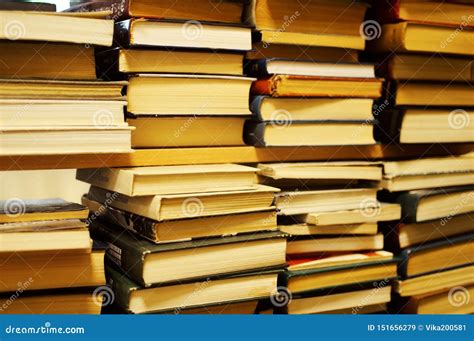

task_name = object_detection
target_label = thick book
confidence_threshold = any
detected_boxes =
[245,121,376,147]
[67,0,245,24]
[251,75,383,98]
[393,185,474,223]
[106,265,281,314]
[0,1,56,11]
[82,195,277,243]
[114,19,251,50]
[245,59,376,79]
[90,220,287,286]
[398,233,474,278]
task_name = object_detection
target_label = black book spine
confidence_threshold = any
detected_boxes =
[244,121,267,147]
[249,96,266,120]
[114,20,132,48]
[244,59,270,77]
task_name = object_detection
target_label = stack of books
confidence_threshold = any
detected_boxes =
[369,0,473,144]
[243,0,383,147]
[77,164,287,314]
[0,199,105,314]
[0,6,133,155]
[72,0,255,148]
[379,155,474,314]
[255,162,401,314]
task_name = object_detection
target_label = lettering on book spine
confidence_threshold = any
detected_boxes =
[107,243,122,266]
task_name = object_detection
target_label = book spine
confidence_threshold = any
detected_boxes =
[249,96,266,121]
[96,48,122,81]
[395,192,421,224]
[105,263,136,313]
[67,0,130,20]
[245,59,270,77]
[251,78,274,96]
[114,20,133,48]
[374,108,404,143]
[373,0,400,24]
[244,121,267,147]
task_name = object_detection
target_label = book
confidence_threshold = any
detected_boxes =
[0,11,113,46]
[257,161,382,181]
[0,1,56,11]
[0,250,105,293]
[286,258,397,294]
[126,74,253,116]
[251,75,383,98]
[85,184,277,221]
[107,266,279,314]
[128,117,246,148]
[376,108,474,144]
[0,79,126,100]
[172,300,259,315]
[274,188,378,216]
[97,48,244,77]
[0,290,102,314]
[398,233,474,278]
[90,221,287,286]
[76,164,259,196]
[246,43,359,63]
[246,59,376,78]
[400,285,474,314]
[245,121,376,147]
[370,22,474,56]
[68,0,245,24]
[385,82,474,106]
[250,97,374,122]
[395,265,474,297]
[82,195,277,243]
[393,186,474,223]
[381,172,474,192]
[0,198,88,223]
[374,0,474,27]
[245,0,367,49]
[287,234,385,255]
[0,100,126,127]
[378,54,473,82]
[0,219,85,233]
[280,222,378,236]
[0,42,96,80]
[296,204,402,226]
[386,213,474,249]
[115,19,251,50]
[287,286,392,314]
[0,126,133,156]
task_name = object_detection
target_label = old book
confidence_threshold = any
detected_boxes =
[274,188,378,216]
[0,1,56,11]
[0,11,113,46]
[382,155,474,177]
[381,172,474,192]
[245,121,376,147]
[279,222,378,236]
[287,234,384,255]
[126,74,253,116]
[0,100,126,127]
[395,265,474,297]
[68,0,245,23]
[370,22,474,56]
[0,79,126,100]
[0,198,88,223]
[97,48,244,76]
[85,184,277,221]
[82,195,277,243]
[91,221,287,285]
[128,117,246,148]
[250,97,374,122]
[107,266,279,314]
[115,19,251,50]
[0,126,133,156]
[0,42,96,80]
[251,75,383,98]
[398,233,474,278]
[0,250,105,293]
[76,164,259,196]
